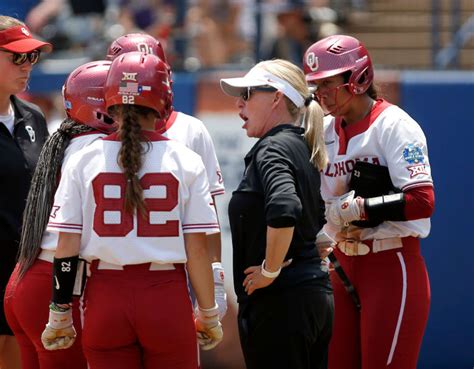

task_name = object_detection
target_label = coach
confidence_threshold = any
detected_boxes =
[221,59,334,369]
[0,15,51,368]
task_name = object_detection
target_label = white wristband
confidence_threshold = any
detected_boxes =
[261,259,281,279]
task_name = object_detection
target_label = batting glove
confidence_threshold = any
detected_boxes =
[212,262,227,320]
[326,191,366,227]
[195,304,223,351]
[41,304,76,351]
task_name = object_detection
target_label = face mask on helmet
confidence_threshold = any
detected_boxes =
[63,60,117,134]
[303,34,374,95]
[104,52,173,121]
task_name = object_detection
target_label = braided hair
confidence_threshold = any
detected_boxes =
[16,119,95,279]
[110,105,153,216]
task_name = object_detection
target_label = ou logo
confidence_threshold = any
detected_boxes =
[306,52,319,72]
[21,27,30,36]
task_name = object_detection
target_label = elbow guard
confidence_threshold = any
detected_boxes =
[52,256,79,305]
[364,193,406,224]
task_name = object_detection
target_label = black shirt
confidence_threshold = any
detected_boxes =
[0,95,49,241]
[228,124,330,303]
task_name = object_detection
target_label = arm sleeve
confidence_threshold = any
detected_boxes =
[254,141,302,228]
[404,185,435,220]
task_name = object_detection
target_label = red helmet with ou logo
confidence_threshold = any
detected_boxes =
[106,33,168,66]
[104,52,173,121]
[303,35,374,95]
[63,60,117,133]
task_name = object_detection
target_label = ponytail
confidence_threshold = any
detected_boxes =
[303,101,328,171]
[17,119,94,279]
[116,105,150,216]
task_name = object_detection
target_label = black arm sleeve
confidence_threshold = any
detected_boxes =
[52,256,79,304]
[364,193,406,223]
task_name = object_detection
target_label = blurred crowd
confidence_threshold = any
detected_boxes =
[1,0,366,71]
[0,0,367,133]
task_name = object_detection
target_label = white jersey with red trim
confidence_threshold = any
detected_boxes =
[161,111,225,197]
[321,99,433,240]
[41,132,106,251]
[47,130,219,265]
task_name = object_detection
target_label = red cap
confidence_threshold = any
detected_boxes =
[0,26,52,53]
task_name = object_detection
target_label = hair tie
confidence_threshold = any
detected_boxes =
[304,93,314,107]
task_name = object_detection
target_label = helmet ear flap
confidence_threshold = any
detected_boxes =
[349,66,372,95]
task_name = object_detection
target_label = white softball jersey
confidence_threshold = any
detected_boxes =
[321,99,433,240]
[47,130,219,265]
[162,111,225,198]
[40,132,106,251]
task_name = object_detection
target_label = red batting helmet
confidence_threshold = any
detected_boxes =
[106,33,168,66]
[303,35,374,95]
[63,60,117,133]
[104,52,173,120]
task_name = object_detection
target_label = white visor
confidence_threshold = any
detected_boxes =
[220,66,305,108]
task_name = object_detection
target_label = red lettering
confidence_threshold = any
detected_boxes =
[92,172,180,237]
[336,161,346,176]
[324,163,334,177]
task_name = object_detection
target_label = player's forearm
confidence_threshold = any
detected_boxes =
[184,232,215,309]
[55,232,81,258]
[264,226,294,272]
[206,232,222,262]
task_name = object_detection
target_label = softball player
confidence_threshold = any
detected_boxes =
[4,60,115,369]
[41,52,223,369]
[303,35,434,369]
[106,34,227,319]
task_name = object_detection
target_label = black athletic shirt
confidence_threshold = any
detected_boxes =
[0,95,49,241]
[228,124,331,303]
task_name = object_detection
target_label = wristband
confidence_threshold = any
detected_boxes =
[52,256,79,304]
[261,259,281,279]
[198,303,219,317]
[46,306,73,330]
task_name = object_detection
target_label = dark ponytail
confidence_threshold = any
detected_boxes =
[17,119,94,279]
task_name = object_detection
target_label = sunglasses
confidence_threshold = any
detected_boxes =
[0,50,41,65]
[240,86,277,101]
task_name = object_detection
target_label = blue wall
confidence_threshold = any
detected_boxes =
[28,69,197,116]
[401,71,474,369]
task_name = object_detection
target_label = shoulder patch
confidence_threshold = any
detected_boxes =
[403,143,424,164]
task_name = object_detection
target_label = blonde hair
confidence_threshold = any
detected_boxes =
[256,59,328,170]
[0,15,25,31]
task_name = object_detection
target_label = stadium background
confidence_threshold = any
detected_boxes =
[2,0,474,368]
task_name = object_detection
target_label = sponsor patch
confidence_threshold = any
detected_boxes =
[403,143,424,164]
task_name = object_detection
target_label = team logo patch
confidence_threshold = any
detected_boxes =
[407,164,429,178]
[306,52,319,72]
[341,202,349,210]
[25,125,35,142]
[122,72,137,81]
[21,27,30,36]
[403,144,425,164]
